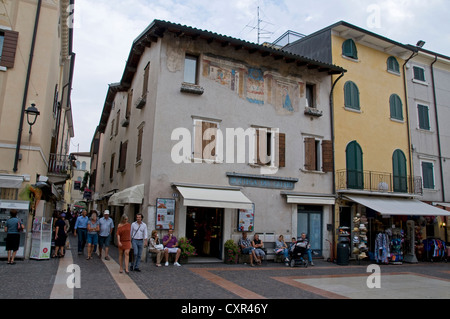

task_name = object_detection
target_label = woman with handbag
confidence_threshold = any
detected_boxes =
[116,214,131,274]
[4,210,23,264]
[149,230,166,267]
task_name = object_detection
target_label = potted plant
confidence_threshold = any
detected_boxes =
[178,237,197,262]
[224,239,240,264]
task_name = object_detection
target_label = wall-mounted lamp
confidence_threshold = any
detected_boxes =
[441,222,447,228]
[24,103,40,134]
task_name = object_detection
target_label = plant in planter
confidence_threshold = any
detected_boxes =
[178,237,197,260]
[224,239,240,264]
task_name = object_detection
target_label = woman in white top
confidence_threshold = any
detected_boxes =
[149,230,166,267]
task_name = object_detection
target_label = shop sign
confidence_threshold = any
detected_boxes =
[227,172,297,190]
[156,198,176,230]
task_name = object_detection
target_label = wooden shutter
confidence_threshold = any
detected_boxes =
[126,89,133,119]
[322,140,333,172]
[304,137,316,170]
[418,104,430,130]
[143,63,150,97]
[256,128,269,165]
[0,30,19,68]
[118,141,128,172]
[202,121,217,160]
[136,127,143,162]
[276,133,285,168]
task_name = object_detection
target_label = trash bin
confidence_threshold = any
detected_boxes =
[337,242,349,265]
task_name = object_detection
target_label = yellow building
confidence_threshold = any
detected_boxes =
[286,21,446,263]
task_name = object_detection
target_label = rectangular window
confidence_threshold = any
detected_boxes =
[255,128,285,168]
[418,104,430,130]
[115,110,120,136]
[193,119,219,161]
[184,55,198,84]
[110,153,115,180]
[305,84,315,108]
[126,89,133,119]
[118,141,128,172]
[143,62,150,98]
[0,29,19,68]
[304,137,333,172]
[413,66,426,82]
[421,161,435,189]
[136,125,143,162]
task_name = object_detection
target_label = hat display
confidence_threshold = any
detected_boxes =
[352,211,369,260]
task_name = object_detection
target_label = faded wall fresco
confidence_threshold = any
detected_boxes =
[202,56,303,115]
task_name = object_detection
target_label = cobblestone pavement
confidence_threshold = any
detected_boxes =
[1,234,450,302]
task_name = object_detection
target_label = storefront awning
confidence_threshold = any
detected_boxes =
[0,174,24,189]
[175,184,253,210]
[282,192,335,205]
[117,184,144,204]
[344,194,450,216]
[108,192,123,206]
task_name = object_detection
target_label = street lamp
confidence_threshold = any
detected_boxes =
[24,103,40,134]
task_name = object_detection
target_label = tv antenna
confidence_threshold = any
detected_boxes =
[244,6,275,44]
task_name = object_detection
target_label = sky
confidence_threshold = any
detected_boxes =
[69,0,450,153]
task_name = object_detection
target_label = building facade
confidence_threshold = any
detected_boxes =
[93,20,345,260]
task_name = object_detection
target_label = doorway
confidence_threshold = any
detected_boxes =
[186,207,223,259]
[297,205,323,256]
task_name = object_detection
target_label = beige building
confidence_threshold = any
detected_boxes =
[92,20,345,261]
[0,0,75,257]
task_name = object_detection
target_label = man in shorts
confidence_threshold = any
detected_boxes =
[162,229,181,266]
[98,210,114,260]
[238,232,257,267]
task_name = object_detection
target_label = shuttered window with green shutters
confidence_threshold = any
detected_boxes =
[387,56,400,73]
[344,81,360,110]
[392,150,407,192]
[418,104,430,130]
[342,39,358,59]
[346,141,363,189]
[422,162,435,189]
[390,94,403,120]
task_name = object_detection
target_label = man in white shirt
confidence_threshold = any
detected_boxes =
[130,213,148,272]
[98,210,114,260]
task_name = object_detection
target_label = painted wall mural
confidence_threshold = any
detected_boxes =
[203,56,304,115]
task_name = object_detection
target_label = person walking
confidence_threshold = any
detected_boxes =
[98,210,114,260]
[86,211,99,260]
[53,212,67,258]
[74,209,89,255]
[117,214,131,273]
[4,210,23,264]
[130,213,148,272]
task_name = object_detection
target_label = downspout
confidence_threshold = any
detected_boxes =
[430,55,445,202]
[402,49,418,193]
[13,0,42,172]
[329,71,345,260]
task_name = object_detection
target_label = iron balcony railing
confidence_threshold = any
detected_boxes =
[48,153,72,175]
[336,170,423,195]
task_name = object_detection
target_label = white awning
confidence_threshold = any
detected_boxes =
[283,193,335,205]
[344,194,450,216]
[0,174,24,189]
[175,185,253,210]
[117,184,144,204]
[108,193,123,206]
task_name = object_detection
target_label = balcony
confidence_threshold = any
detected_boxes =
[47,153,72,184]
[336,170,423,195]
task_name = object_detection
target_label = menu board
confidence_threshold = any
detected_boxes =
[155,198,175,230]
[237,204,255,232]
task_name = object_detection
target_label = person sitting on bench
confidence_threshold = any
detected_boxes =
[162,229,181,267]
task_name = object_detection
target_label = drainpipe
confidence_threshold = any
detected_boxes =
[329,71,345,259]
[13,0,42,172]
[430,55,445,202]
[402,49,418,193]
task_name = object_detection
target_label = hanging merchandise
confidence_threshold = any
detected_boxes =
[352,212,369,260]
[375,232,390,264]
[389,228,404,264]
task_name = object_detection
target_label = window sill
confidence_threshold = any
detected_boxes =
[341,55,359,63]
[387,70,401,76]
[300,168,325,174]
[180,82,204,95]
[135,159,142,167]
[0,66,6,72]
[304,107,323,117]
[390,117,404,123]
[412,79,428,86]
[416,127,433,134]
[344,106,361,113]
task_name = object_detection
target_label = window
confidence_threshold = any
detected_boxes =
[421,161,435,189]
[342,39,358,60]
[304,137,333,172]
[126,89,133,119]
[184,55,198,84]
[143,62,150,98]
[110,153,115,180]
[387,56,400,73]
[115,110,120,136]
[344,81,360,110]
[136,124,144,163]
[193,119,219,162]
[305,84,315,108]
[74,181,81,190]
[118,141,128,172]
[389,94,403,120]
[418,104,430,130]
[254,128,285,168]
[346,141,363,189]
[413,66,426,82]
[392,150,407,192]
[0,29,18,68]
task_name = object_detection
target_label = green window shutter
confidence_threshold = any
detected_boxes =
[390,94,403,120]
[342,39,358,59]
[393,150,407,192]
[418,104,430,130]
[413,66,425,82]
[387,57,400,73]
[346,141,364,189]
[344,81,360,110]
[422,162,434,189]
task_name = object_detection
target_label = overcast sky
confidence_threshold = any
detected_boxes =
[69,0,450,153]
